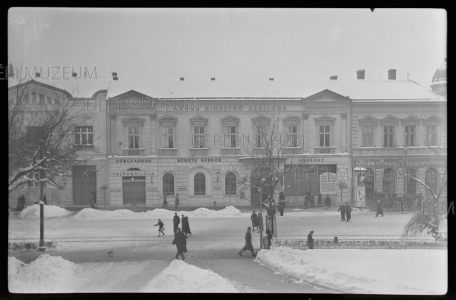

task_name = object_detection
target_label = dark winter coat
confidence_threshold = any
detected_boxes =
[337,205,346,213]
[243,230,254,251]
[307,233,314,248]
[251,213,258,223]
[345,204,352,217]
[325,195,331,206]
[375,202,383,212]
[182,217,191,234]
[317,194,323,204]
[258,214,263,228]
[185,217,191,234]
[155,220,164,229]
[42,195,47,205]
[175,195,179,205]
[173,215,180,225]
[172,231,187,252]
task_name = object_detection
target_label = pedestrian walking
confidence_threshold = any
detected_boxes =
[89,192,96,209]
[278,191,285,216]
[337,204,346,221]
[162,193,168,208]
[185,216,192,236]
[172,228,187,260]
[175,194,180,209]
[16,194,26,211]
[375,200,384,217]
[251,211,258,231]
[317,193,323,207]
[325,195,331,210]
[154,219,165,236]
[173,213,180,234]
[266,228,273,249]
[307,231,314,249]
[42,194,48,205]
[182,215,192,236]
[345,202,352,222]
[239,227,256,257]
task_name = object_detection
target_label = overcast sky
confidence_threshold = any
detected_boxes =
[8,8,446,95]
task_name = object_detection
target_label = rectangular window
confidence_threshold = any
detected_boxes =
[319,125,330,147]
[362,126,374,147]
[27,126,45,145]
[405,126,415,147]
[75,126,94,146]
[383,126,395,147]
[256,126,266,147]
[128,126,140,148]
[426,125,437,146]
[224,126,237,148]
[287,126,298,147]
[161,126,174,148]
[27,171,46,188]
[39,94,45,105]
[193,126,205,148]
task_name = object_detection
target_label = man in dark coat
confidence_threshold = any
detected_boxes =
[172,228,187,260]
[175,194,180,209]
[317,193,323,207]
[42,194,48,205]
[345,202,352,222]
[239,227,255,256]
[154,219,165,236]
[337,204,346,221]
[257,212,263,231]
[375,200,384,217]
[182,216,192,236]
[185,216,191,236]
[251,211,258,231]
[307,231,314,249]
[17,194,26,211]
[278,192,285,216]
[173,213,180,234]
[325,195,331,210]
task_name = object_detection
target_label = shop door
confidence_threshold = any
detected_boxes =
[122,176,146,205]
[72,166,97,205]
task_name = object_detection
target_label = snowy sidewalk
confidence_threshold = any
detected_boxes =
[255,247,447,295]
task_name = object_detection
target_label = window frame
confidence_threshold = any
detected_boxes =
[161,126,175,148]
[426,125,438,146]
[405,125,416,147]
[425,168,438,195]
[194,172,206,195]
[225,172,237,195]
[223,126,237,148]
[163,173,175,196]
[383,126,395,148]
[382,168,395,194]
[75,126,94,146]
[362,125,374,147]
[193,126,206,148]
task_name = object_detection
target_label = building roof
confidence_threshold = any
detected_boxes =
[432,58,447,83]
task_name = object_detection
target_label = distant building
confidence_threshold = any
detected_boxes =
[8,60,447,207]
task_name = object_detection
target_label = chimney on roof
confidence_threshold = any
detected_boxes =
[180,77,184,81]
[357,70,365,80]
[211,77,215,81]
[388,69,396,80]
[330,75,338,80]
[269,78,274,81]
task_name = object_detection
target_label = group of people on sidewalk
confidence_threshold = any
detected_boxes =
[162,193,180,209]
[153,213,191,260]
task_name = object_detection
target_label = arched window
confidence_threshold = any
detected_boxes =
[407,168,416,197]
[425,168,438,196]
[383,168,395,194]
[225,172,237,195]
[194,173,206,195]
[163,173,174,196]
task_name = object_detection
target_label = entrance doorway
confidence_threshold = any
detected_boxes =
[72,165,97,205]
[122,169,146,205]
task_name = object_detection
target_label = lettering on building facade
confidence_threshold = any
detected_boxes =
[354,158,447,167]
[115,159,152,163]
[177,158,222,163]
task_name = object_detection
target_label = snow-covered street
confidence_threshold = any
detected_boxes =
[8,205,447,294]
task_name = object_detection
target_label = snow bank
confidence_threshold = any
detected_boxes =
[142,260,239,293]
[73,206,242,220]
[8,257,25,278]
[18,205,73,220]
[256,247,447,295]
[9,255,78,293]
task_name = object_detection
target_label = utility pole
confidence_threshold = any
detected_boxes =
[259,178,265,249]
[404,147,408,198]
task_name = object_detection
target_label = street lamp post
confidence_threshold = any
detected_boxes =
[38,200,45,251]
[259,178,265,249]
[404,147,408,198]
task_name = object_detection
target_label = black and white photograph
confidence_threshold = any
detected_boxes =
[8,8,447,294]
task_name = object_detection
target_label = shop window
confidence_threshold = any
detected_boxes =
[163,173,174,196]
[383,168,395,194]
[225,172,237,195]
[405,126,415,147]
[194,173,206,195]
[425,168,438,195]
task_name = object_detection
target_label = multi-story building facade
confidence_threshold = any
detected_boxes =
[9,61,446,208]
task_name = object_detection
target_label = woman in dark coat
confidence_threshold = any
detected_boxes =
[185,216,192,236]
[345,202,352,222]
[307,231,314,249]
[172,228,187,260]
[337,204,346,221]
[239,227,255,256]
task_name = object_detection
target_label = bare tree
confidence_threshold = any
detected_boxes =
[8,78,101,201]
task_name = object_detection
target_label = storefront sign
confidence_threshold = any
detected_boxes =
[177,158,222,163]
[298,158,325,163]
[115,159,152,163]
[111,171,154,176]
[354,158,446,168]
[204,105,287,112]
[320,173,337,194]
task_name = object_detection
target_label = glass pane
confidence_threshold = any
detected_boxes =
[320,134,324,146]
[325,133,330,146]
[168,135,173,148]
[88,133,93,144]
[224,135,230,147]
[134,136,139,148]
[231,135,236,147]
[75,134,80,144]
[82,134,87,145]
[129,136,134,148]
